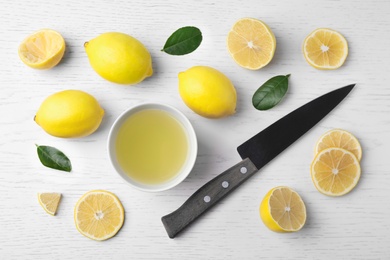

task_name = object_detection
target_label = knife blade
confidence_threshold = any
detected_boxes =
[161,84,355,238]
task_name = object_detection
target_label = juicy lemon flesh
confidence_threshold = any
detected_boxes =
[315,129,362,161]
[303,28,348,69]
[227,18,276,70]
[74,190,124,241]
[35,90,104,138]
[38,193,61,216]
[178,66,236,118]
[311,148,361,196]
[260,187,306,232]
[85,32,153,85]
[18,29,65,69]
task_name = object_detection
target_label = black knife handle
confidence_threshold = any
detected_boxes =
[161,158,258,238]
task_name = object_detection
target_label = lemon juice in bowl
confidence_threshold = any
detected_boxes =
[108,103,197,192]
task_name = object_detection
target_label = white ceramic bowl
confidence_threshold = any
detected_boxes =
[107,103,197,192]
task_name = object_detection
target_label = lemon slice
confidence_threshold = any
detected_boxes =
[227,18,276,70]
[260,186,306,232]
[74,190,124,241]
[38,193,62,216]
[18,29,65,69]
[303,28,348,69]
[311,148,361,196]
[315,129,362,161]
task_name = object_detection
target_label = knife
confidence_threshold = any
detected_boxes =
[161,84,355,238]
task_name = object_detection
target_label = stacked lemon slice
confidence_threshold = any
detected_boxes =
[311,129,362,196]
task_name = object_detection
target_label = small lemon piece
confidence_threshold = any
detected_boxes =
[311,147,361,196]
[227,18,276,70]
[178,66,236,118]
[303,28,348,69]
[74,190,124,241]
[260,186,306,232]
[315,129,362,161]
[85,32,153,85]
[38,193,62,216]
[35,90,104,138]
[18,29,65,69]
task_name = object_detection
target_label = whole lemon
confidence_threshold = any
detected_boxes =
[35,90,104,138]
[178,66,237,118]
[85,32,153,85]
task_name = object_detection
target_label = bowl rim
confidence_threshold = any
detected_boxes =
[107,102,197,192]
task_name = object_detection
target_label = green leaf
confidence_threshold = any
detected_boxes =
[36,145,72,172]
[162,26,202,55]
[252,74,290,110]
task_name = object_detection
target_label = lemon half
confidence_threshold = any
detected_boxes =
[303,28,348,70]
[227,18,276,70]
[260,186,306,232]
[18,29,65,69]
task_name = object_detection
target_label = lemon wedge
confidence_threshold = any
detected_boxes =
[18,29,65,69]
[38,193,62,216]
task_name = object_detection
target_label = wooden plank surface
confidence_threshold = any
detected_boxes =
[0,0,389,259]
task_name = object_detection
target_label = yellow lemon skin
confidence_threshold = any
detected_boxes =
[35,90,104,138]
[178,66,237,118]
[85,32,153,85]
[260,188,285,232]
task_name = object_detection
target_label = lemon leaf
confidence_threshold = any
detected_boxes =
[252,74,290,110]
[162,26,202,55]
[36,145,72,172]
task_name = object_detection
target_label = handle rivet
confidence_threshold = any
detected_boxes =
[240,167,247,174]
[222,181,229,188]
[204,195,211,203]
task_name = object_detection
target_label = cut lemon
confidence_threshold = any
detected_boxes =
[315,129,362,161]
[74,190,124,241]
[260,186,306,232]
[18,29,65,69]
[311,147,361,196]
[38,192,62,216]
[227,18,276,70]
[303,28,348,69]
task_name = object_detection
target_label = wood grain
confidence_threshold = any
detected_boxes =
[1,0,390,259]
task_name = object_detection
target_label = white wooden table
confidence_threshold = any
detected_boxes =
[1,0,389,259]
